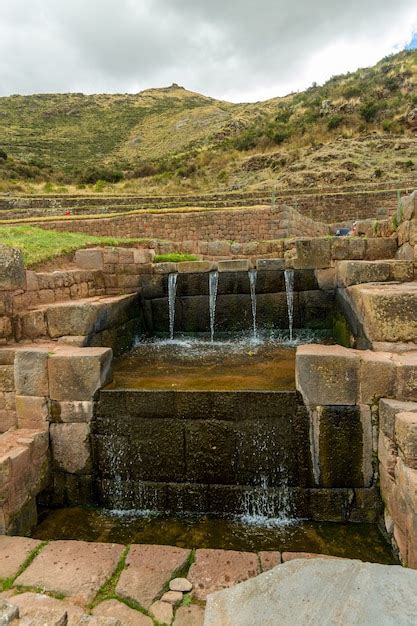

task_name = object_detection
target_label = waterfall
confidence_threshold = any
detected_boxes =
[284,269,295,342]
[248,269,257,339]
[309,407,321,486]
[168,273,178,340]
[209,271,219,342]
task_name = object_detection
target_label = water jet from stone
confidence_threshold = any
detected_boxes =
[284,269,295,342]
[248,269,258,340]
[168,273,178,340]
[209,271,219,342]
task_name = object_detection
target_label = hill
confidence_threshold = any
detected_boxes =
[0,50,416,194]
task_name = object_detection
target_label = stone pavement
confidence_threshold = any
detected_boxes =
[205,557,417,626]
[0,536,292,625]
[0,536,413,625]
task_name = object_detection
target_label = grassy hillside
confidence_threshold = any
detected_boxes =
[0,50,416,194]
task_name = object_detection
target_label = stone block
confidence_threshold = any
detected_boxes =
[14,349,49,396]
[50,400,93,423]
[0,536,42,579]
[365,238,397,260]
[358,351,396,404]
[74,248,104,270]
[314,405,364,488]
[46,302,99,338]
[207,240,231,256]
[26,270,39,291]
[177,261,217,273]
[379,398,417,439]
[15,540,123,605]
[173,605,205,626]
[388,260,414,282]
[93,600,153,625]
[347,283,417,343]
[292,238,332,269]
[402,190,417,221]
[0,365,14,392]
[50,423,92,474]
[296,345,360,406]
[256,259,285,271]
[48,348,112,401]
[153,262,178,274]
[217,259,251,272]
[396,412,417,469]
[315,268,336,290]
[19,310,48,340]
[188,549,260,601]
[336,260,390,287]
[116,544,190,609]
[15,395,49,430]
[0,245,26,291]
[133,248,155,264]
[396,352,417,401]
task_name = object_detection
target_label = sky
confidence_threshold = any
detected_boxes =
[0,0,416,103]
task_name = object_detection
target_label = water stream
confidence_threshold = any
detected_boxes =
[284,269,295,342]
[168,273,178,340]
[209,271,219,342]
[248,269,258,340]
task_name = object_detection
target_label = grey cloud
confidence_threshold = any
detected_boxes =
[0,0,416,101]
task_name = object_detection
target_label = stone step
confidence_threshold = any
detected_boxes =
[336,259,414,287]
[346,281,417,344]
[16,293,139,342]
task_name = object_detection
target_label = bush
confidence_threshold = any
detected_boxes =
[360,101,379,122]
[0,149,7,161]
[327,114,343,130]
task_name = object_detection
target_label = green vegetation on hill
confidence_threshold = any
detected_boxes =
[0,50,416,194]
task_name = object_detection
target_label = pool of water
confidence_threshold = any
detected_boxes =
[33,507,397,564]
[108,335,302,391]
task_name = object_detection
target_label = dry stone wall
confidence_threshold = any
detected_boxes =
[33,205,330,243]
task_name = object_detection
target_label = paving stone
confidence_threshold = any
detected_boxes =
[281,552,338,562]
[0,536,42,579]
[93,599,153,625]
[173,604,205,626]
[116,544,190,609]
[188,549,260,601]
[169,578,193,592]
[149,600,173,625]
[161,590,183,604]
[258,551,281,572]
[205,558,417,626]
[7,592,85,621]
[15,541,123,605]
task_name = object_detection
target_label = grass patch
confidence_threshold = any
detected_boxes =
[0,225,156,267]
[88,546,151,618]
[154,253,199,263]
[1,541,48,592]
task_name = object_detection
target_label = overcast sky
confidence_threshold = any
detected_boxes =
[0,0,416,103]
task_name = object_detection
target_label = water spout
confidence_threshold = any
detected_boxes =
[248,269,257,340]
[209,271,219,342]
[168,273,178,340]
[284,269,295,342]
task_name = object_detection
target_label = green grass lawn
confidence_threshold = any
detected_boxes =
[0,225,198,267]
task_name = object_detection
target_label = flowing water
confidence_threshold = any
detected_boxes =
[209,271,219,342]
[248,269,258,340]
[107,338,296,391]
[32,507,397,564]
[168,273,178,340]
[284,269,295,342]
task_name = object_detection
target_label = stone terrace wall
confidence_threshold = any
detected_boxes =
[0,186,408,222]
[33,205,329,243]
[396,191,417,261]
